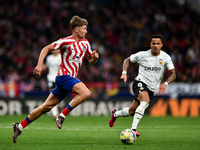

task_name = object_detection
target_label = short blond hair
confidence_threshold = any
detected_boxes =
[70,16,88,30]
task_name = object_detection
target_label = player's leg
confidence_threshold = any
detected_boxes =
[109,99,139,127]
[60,82,91,117]
[70,82,91,106]
[129,99,140,115]
[28,93,60,121]
[131,91,150,136]
[12,93,60,143]
[56,82,91,129]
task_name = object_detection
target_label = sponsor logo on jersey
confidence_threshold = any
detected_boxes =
[69,58,81,63]
[144,66,161,72]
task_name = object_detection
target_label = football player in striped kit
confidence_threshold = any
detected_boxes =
[12,16,99,143]
[109,34,176,137]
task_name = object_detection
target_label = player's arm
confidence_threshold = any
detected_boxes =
[120,57,131,84]
[158,69,176,94]
[33,44,55,76]
[86,50,99,64]
[165,69,176,84]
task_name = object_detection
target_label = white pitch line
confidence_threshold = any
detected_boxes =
[1,125,200,131]
[1,123,200,128]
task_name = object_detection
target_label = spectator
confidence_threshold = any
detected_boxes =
[0,0,200,96]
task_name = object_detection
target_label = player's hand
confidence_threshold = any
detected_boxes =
[158,83,167,94]
[92,50,99,59]
[120,74,127,84]
[33,65,42,76]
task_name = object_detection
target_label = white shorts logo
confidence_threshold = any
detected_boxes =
[138,83,142,87]
[138,83,144,91]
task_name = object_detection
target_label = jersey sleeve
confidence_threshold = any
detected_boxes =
[51,38,72,50]
[130,52,142,63]
[85,40,93,57]
[166,54,175,70]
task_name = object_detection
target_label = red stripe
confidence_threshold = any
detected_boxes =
[65,49,75,77]
[20,118,29,128]
[77,63,81,77]
[84,41,92,56]
[71,43,79,77]
[67,62,74,76]
[72,61,79,77]
[72,43,78,59]
[79,42,84,58]
[80,38,88,42]
[58,49,65,76]
[59,41,73,49]
[52,43,57,48]
[74,42,84,77]
[61,67,68,75]
[58,64,67,76]
[62,107,71,116]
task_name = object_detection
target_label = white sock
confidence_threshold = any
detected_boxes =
[60,113,66,118]
[18,123,23,131]
[114,107,130,117]
[51,105,59,117]
[131,101,149,130]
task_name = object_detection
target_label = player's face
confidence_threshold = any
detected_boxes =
[77,25,87,39]
[150,38,163,56]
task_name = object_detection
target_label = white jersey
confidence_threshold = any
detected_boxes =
[130,49,174,92]
[46,53,61,82]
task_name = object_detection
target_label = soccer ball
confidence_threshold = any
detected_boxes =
[120,129,136,145]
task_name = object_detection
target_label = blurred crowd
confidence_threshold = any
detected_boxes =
[0,0,200,96]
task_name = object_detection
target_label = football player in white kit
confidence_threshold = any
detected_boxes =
[109,34,176,137]
[46,49,61,119]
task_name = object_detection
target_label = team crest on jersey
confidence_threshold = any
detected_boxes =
[56,39,61,44]
[159,59,163,64]
[83,47,86,51]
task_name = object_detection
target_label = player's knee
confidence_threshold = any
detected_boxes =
[129,107,135,116]
[145,99,150,103]
[129,110,135,116]
[81,90,91,101]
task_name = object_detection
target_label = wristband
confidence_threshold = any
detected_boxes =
[164,82,168,86]
[122,71,127,74]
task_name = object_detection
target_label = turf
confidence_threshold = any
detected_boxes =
[0,115,200,150]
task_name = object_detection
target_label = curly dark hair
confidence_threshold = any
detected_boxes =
[150,34,163,43]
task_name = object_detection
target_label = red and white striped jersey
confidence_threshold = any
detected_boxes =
[52,35,93,77]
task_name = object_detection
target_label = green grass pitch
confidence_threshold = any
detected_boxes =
[0,115,200,150]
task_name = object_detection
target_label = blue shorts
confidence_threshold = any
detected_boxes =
[51,75,81,101]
